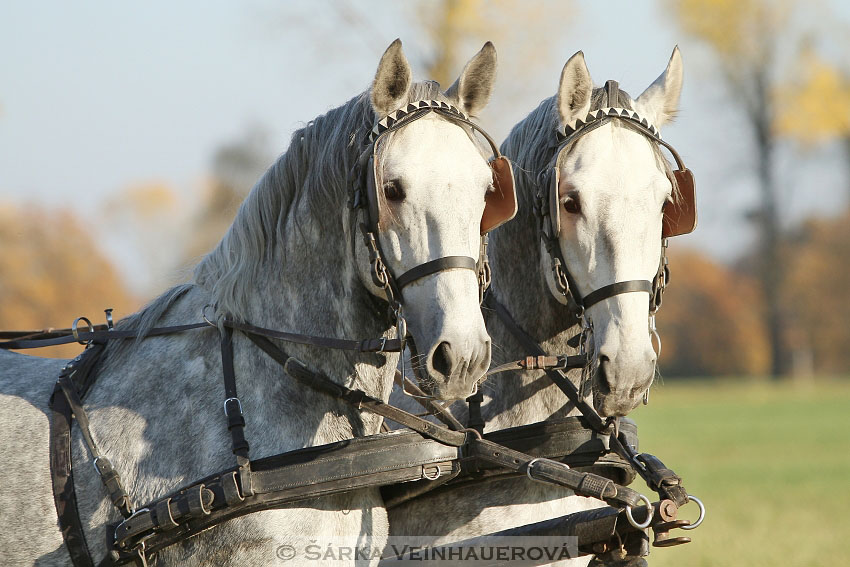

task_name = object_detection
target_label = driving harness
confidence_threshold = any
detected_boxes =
[0,93,703,566]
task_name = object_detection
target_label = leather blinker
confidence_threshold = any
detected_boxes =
[481,156,517,234]
[663,168,697,238]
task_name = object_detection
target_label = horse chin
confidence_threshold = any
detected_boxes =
[416,366,489,401]
[591,373,650,418]
[592,392,642,418]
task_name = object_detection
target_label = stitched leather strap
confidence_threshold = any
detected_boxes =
[395,256,477,289]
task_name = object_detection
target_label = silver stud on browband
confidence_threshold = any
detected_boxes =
[558,107,660,142]
[368,100,468,143]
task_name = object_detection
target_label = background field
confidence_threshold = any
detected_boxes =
[628,379,850,567]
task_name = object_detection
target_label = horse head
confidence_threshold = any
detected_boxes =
[545,48,686,416]
[358,40,507,400]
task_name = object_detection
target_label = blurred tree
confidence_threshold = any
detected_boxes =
[667,0,795,377]
[775,41,850,200]
[783,209,850,374]
[101,181,189,296]
[415,0,575,116]
[0,203,140,358]
[183,127,274,264]
[658,250,770,377]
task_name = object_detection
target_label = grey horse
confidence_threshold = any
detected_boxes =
[388,49,685,566]
[0,39,501,566]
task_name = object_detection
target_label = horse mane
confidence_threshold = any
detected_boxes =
[112,80,458,340]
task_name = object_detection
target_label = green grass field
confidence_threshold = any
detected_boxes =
[626,379,850,567]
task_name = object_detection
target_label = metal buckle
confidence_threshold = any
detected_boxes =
[377,337,388,352]
[223,397,243,416]
[114,507,150,547]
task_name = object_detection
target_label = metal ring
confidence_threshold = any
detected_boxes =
[625,494,654,529]
[202,305,217,327]
[679,494,705,530]
[72,317,94,345]
[422,465,441,481]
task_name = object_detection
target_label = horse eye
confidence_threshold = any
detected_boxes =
[383,180,405,202]
[562,195,581,215]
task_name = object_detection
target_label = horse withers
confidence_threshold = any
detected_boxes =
[0,39,505,566]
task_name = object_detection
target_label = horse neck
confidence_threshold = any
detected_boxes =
[482,175,584,428]
[237,208,396,416]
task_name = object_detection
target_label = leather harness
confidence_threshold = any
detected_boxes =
[0,90,702,565]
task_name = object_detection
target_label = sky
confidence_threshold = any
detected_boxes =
[1,0,848,292]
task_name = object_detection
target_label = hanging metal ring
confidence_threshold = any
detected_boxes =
[71,317,94,345]
[679,494,706,530]
[625,494,654,529]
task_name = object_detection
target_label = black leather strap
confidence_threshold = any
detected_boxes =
[395,256,477,289]
[483,291,608,432]
[581,280,652,310]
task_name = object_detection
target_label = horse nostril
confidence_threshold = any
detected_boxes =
[431,341,453,377]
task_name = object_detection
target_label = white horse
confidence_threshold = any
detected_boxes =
[388,49,685,566]
[0,39,501,566]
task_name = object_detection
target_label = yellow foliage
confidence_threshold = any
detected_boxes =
[774,46,850,144]
[419,0,573,87]
[0,203,140,358]
[668,0,792,68]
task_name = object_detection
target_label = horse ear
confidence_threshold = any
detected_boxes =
[635,46,683,129]
[371,39,413,117]
[557,51,593,129]
[446,42,497,117]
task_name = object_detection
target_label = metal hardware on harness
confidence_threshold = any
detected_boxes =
[104,308,114,330]
[72,316,94,345]
[678,494,705,530]
[202,304,217,327]
[625,494,654,529]
[422,464,442,481]
[223,397,243,416]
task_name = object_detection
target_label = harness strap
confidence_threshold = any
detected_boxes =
[244,331,468,447]
[581,280,653,310]
[483,291,608,431]
[483,290,692,509]
[395,256,477,289]
[50,382,95,567]
[219,327,254,497]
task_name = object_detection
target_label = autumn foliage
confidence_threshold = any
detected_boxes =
[0,204,140,358]
[657,249,770,377]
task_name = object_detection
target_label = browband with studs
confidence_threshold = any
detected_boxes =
[368,99,468,143]
[557,107,660,143]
